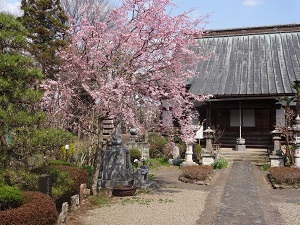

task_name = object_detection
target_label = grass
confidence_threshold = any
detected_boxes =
[88,191,112,208]
[121,196,174,205]
[121,196,153,205]
[145,158,170,169]
[158,198,174,203]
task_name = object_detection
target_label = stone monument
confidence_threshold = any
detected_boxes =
[99,123,133,188]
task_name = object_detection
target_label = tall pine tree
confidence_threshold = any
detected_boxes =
[18,0,68,79]
[0,12,44,168]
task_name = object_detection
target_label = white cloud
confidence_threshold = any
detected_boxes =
[1,1,22,16]
[243,0,263,7]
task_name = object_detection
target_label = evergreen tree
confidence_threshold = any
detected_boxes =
[0,12,44,168]
[18,0,68,79]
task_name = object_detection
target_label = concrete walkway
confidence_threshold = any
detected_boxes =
[198,161,300,225]
[215,162,264,224]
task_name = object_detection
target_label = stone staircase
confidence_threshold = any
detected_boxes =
[218,148,269,165]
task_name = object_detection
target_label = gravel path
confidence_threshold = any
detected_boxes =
[68,163,300,225]
[69,167,210,225]
[76,188,208,225]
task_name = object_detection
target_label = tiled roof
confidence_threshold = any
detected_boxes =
[189,25,300,97]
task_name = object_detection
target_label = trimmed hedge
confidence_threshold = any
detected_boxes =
[0,191,58,225]
[31,165,88,209]
[51,165,88,209]
[269,166,300,185]
[0,185,23,210]
[181,165,213,181]
[130,148,142,163]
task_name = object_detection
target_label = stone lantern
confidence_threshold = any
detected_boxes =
[203,127,214,151]
[180,140,198,167]
[202,127,215,165]
[269,128,284,167]
[292,115,300,167]
[271,129,282,153]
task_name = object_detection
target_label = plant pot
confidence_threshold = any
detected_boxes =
[112,186,137,197]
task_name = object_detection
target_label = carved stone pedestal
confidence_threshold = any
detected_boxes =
[202,153,215,166]
[269,155,285,167]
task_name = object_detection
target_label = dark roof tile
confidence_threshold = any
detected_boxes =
[189,29,300,97]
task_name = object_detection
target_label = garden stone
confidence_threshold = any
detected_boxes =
[133,168,148,186]
[172,145,180,159]
[195,181,205,185]
[57,202,69,224]
[80,183,90,204]
[70,195,80,211]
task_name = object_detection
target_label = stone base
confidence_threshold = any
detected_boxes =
[138,181,157,190]
[269,155,285,167]
[202,154,215,166]
[180,161,198,167]
[235,144,246,151]
[168,158,184,166]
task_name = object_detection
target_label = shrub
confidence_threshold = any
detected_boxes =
[0,185,23,210]
[82,164,94,188]
[181,165,213,181]
[1,169,38,191]
[211,157,228,169]
[193,144,202,159]
[269,166,300,185]
[149,132,169,158]
[145,158,169,169]
[0,191,58,225]
[51,165,88,208]
[130,148,142,163]
[262,164,270,172]
[31,165,88,209]
[49,160,75,167]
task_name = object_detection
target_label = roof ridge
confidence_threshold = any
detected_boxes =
[203,24,300,37]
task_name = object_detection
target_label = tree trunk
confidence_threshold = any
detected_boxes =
[297,95,300,117]
[0,134,9,169]
[91,145,104,195]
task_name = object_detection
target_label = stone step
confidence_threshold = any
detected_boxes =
[218,148,269,165]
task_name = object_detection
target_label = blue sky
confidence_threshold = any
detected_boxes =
[2,0,300,30]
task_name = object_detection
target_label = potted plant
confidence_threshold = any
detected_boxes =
[112,185,137,197]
